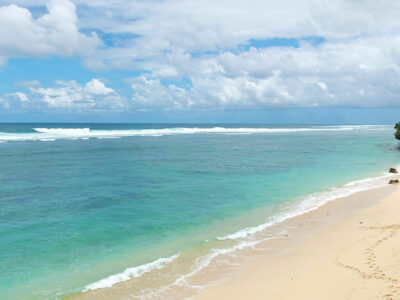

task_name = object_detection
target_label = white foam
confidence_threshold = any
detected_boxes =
[80,164,398,296]
[169,168,398,290]
[319,125,391,130]
[174,240,259,287]
[83,254,179,291]
[33,128,90,134]
[217,169,398,241]
[149,232,287,298]
[141,168,396,296]
[0,125,390,143]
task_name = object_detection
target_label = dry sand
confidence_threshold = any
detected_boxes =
[65,179,400,300]
[196,184,400,300]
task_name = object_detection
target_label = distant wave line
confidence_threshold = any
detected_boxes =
[33,128,90,134]
[0,125,391,142]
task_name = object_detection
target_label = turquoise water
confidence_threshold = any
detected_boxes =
[0,124,399,299]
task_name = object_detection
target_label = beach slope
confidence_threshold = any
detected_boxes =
[197,186,400,300]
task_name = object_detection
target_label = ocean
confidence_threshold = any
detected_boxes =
[0,124,399,299]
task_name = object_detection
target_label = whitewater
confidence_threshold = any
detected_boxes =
[80,166,399,293]
[1,123,398,300]
[0,125,391,142]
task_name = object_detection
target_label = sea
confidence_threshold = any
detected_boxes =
[0,123,399,299]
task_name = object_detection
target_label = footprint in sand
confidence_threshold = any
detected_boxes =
[336,224,400,299]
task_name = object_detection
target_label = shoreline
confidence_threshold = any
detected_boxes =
[65,170,400,300]
[196,181,400,299]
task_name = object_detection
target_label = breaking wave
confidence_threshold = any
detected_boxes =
[0,125,391,143]
[83,254,179,291]
[33,128,90,134]
[80,166,398,296]
[217,172,397,241]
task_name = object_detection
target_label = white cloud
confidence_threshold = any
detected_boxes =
[66,0,400,71]
[129,76,191,110]
[125,34,400,110]
[21,79,125,111]
[0,92,30,109]
[0,0,100,62]
[2,79,124,112]
[3,0,400,110]
[0,96,9,109]
[13,80,41,88]
[84,79,116,95]
[317,82,328,91]
[12,92,29,102]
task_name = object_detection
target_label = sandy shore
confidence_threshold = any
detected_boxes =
[196,183,400,300]
[65,175,400,300]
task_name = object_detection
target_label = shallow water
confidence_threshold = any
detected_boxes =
[0,124,398,299]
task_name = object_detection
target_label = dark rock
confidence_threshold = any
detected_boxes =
[389,179,399,184]
[389,168,398,173]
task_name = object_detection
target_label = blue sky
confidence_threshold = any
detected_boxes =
[0,0,400,123]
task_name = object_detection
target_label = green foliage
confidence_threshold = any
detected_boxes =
[395,122,400,140]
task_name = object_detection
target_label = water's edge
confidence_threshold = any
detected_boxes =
[69,165,399,299]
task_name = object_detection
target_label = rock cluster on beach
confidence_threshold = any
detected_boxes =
[388,168,399,184]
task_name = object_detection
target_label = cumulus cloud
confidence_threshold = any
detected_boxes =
[60,0,400,110]
[69,0,400,69]
[128,76,191,110]
[12,92,29,102]
[0,0,100,63]
[126,34,400,110]
[30,79,124,110]
[2,0,400,110]
[0,91,30,110]
[84,78,116,95]
[2,79,125,111]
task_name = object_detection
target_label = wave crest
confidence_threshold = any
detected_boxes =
[83,254,179,291]
[217,171,398,241]
[0,125,390,143]
[33,128,90,134]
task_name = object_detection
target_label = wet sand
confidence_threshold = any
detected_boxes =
[196,183,400,300]
[65,176,400,300]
